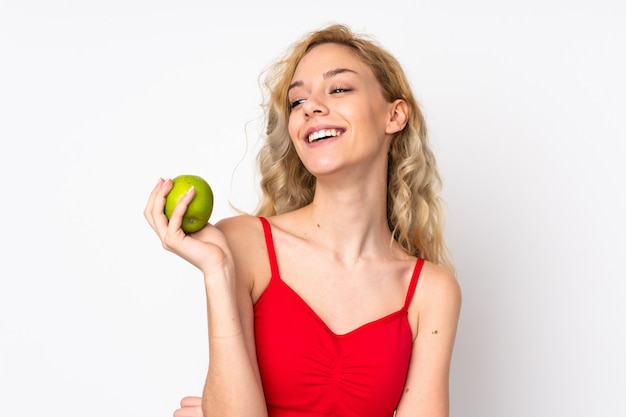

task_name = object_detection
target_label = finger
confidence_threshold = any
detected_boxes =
[165,185,195,233]
[144,178,167,221]
[150,178,175,237]
[173,406,202,417]
[180,396,202,407]
[143,178,164,228]
[173,396,203,417]
[160,185,197,251]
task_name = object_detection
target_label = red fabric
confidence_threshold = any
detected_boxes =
[254,217,424,417]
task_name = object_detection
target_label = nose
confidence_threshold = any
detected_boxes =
[302,94,328,118]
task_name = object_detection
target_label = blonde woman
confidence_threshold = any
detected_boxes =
[145,24,461,417]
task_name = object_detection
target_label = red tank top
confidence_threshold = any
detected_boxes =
[254,217,424,417]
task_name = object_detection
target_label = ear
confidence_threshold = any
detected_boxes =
[385,99,409,135]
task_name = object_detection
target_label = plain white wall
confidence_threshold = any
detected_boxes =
[1,1,624,416]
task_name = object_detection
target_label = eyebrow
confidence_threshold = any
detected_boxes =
[288,67,358,92]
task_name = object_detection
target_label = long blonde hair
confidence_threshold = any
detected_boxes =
[255,24,454,272]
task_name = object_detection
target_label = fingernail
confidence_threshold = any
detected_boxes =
[186,185,195,194]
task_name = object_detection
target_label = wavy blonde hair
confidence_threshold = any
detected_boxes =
[254,24,454,272]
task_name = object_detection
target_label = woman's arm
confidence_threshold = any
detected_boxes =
[144,179,267,417]
[201,216,267,416]
[395,262,462,417]
[199,263,266,416]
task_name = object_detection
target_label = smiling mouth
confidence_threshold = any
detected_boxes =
[308,129,343,143]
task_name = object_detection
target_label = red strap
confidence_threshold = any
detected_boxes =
[259,217,280,278]
[403,258,424,311]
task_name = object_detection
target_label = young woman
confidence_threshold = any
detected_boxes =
[145,24,461,417]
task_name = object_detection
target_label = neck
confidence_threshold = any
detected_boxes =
[297,173,396,264]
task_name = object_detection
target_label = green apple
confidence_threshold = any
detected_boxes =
[164,174,214,233]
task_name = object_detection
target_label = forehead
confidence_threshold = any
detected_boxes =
[292,43,371,79]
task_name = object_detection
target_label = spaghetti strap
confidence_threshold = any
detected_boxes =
[259,217,280,278]
[402,258,424,311]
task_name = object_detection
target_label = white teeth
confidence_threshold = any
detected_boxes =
[308,129,340,143]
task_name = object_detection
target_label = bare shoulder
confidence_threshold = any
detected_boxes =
[414,261,462,323]
[419,261,461,300]
[215,214,267,258]
[215,214,263,240]
[215,215,270,300]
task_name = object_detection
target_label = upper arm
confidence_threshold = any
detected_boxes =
[395,263,462,417]
[215,215,270,387]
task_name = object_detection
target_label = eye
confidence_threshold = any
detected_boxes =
[289,98,305,109]
[330,87,351,94]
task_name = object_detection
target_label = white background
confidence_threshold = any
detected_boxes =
[1,1,625,416]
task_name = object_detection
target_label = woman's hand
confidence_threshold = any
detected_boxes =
[144,178,232,275]
[173,396,203,417]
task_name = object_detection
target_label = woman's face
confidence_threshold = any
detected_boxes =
[287,43,401,179]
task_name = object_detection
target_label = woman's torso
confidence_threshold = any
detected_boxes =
[253,216,423,417]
